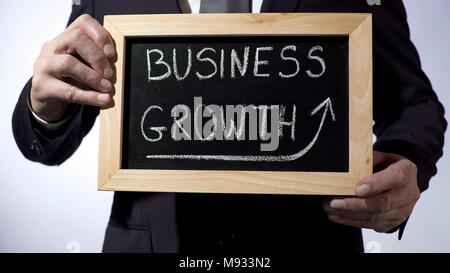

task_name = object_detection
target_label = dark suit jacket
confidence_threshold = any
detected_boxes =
[12,0,447,253]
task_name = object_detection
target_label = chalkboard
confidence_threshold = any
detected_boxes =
[122,36,349,172]
[99,13,373,195]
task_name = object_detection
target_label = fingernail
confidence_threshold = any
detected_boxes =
[104,43,115,57]
[100,79,112,91]
[356,184,371,197]
[330,199,346,210]
[98,93,109,104]
[104,68,113,79]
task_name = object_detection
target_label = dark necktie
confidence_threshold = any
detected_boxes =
[200,0,251,13]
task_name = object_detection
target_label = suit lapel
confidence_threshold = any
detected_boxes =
[153,0,182,13]
[162,0,301,14]
[261,0,301,12]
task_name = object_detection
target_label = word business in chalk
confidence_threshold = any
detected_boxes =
[146,44,327,81]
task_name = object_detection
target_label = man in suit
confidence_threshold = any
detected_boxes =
[12,0,446,253]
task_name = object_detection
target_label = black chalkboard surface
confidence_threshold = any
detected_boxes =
[122,36,349,172]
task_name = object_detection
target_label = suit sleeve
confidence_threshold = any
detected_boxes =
[11,1,98,166]
[370,0,447,193]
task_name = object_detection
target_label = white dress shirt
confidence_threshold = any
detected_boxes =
[179,0,263,13]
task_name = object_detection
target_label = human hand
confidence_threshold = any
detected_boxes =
[30,14,116,122]
[323,151,420,232]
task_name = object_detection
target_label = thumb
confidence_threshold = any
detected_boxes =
[355,160,409,197]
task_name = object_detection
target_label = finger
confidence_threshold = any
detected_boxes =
[59,29,113,79]
[327,214,373,230]
[330,185,416,214]
[355,161,411,197]
[325,208,372,221]
[69,14,116,59]
[324,197,377,213]
[328,205,412,232]
[45,78,111,106]
[49,54,112,92]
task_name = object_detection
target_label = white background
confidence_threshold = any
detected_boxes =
[0,0,448,252]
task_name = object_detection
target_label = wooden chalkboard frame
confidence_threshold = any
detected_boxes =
[99,13,372,195]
